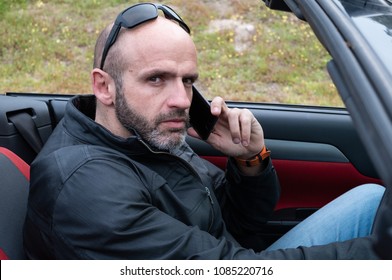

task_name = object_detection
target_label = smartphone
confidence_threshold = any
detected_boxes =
[189,86,218,140]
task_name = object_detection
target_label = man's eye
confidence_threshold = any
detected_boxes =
[183,78,194,87]
[149,77,162,83]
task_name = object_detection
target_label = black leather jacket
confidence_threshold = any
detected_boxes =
[23,95,378,259]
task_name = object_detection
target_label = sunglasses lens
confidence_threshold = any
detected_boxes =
[121,3,158,28]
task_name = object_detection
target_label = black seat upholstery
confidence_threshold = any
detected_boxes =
[0,147,30,260]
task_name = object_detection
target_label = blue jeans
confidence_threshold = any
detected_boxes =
[267,184,385,250]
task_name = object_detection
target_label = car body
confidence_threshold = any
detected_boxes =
[0,0,391,256]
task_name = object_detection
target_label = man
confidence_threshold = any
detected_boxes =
[24,3,384,259]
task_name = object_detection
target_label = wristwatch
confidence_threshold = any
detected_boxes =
[234,146,271,167]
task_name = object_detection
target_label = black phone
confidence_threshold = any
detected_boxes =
[189,86,218,140]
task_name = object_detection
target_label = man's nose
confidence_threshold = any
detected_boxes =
[167,81,192,109]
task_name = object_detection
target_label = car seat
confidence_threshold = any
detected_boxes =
[0,147,30,260]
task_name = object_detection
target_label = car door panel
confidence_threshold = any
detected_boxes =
[198,140,381,209]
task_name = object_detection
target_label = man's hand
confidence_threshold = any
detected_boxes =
[188,97,266,174]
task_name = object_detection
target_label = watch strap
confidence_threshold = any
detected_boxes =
[235,146,271,167]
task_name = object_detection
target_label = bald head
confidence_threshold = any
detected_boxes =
[93,16,196,78]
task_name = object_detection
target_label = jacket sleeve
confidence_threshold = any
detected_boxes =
[214,157,280,248]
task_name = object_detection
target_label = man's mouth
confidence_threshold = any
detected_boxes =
[161,118,187,130]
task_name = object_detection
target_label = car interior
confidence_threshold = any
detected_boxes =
[0,92,383,259]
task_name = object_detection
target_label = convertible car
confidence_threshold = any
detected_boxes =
[0,0,391,259]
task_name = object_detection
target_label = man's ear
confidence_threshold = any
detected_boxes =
[91,69,115,106]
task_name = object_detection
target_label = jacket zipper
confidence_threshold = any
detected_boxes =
[204,187,215,232]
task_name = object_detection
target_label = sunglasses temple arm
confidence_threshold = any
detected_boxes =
[100,24,122,70]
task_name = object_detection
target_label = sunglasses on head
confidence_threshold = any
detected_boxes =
[99,3,191,70]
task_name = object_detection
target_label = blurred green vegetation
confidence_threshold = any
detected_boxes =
[0,0,343,106]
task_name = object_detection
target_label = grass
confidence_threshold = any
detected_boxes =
[0,0,344,107]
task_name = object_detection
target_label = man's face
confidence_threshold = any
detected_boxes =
[113,19,198,152]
